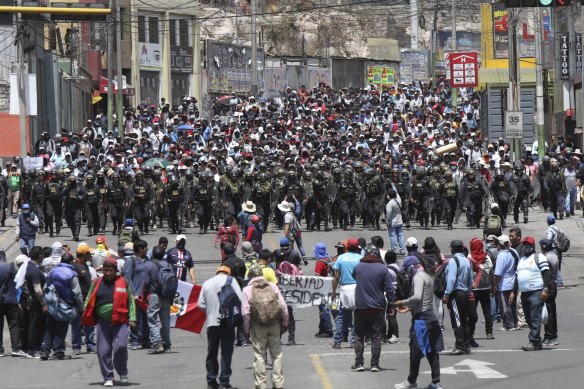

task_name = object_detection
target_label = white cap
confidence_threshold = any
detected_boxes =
[406,237,418,248]
[491,203,499,210]
[498,235,510,244]
[175,234,187,242]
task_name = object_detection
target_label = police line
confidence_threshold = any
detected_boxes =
[277,275,334,308]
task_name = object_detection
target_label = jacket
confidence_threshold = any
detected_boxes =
[353,257,394,310]
[82,276,135,326]
[16,213,39,240]
[49,263,79,303]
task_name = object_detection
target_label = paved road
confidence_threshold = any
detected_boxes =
[2,208,584,389]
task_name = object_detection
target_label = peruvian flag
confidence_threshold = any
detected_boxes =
[170,281,206,334]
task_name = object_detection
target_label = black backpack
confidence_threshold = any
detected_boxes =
[413,252,438,276]
[218,276,243,327]
[388,265,411,300]
[154,260,179,300]
[434,256,460,299]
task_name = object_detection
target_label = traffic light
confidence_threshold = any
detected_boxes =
[504,0,571,6]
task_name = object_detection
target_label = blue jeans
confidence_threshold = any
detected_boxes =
[333,307,355,344]
[521,290,544,345]
[565,187,577,215]
[318,304,333,334]
[294,235,306,257]
[19,237,35,255]
[388,224,405,253]
[71,314,95,351]
[147,294,172,347]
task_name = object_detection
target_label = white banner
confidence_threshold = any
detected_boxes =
[277,275,333,308]
[22,157,43,172]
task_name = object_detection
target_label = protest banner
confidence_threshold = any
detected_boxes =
[277,275,334,308]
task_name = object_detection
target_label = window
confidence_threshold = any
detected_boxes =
[169,19,177,46]
[179,20,189,47]
[138,16,146,42]
[148,17,159,44]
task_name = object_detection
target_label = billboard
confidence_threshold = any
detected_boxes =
[206,41,264,94]
[400,50,429,84]
[365,64,397,87]
[170,46,193,74]
[139,42,162,70]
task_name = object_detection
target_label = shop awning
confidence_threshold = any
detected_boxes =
[99,76,135,96]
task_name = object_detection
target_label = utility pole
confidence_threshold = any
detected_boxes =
[508,9,521,160]
[17,14,27,157]
[115,0,123,141]
[410,0,418,50]
[430,4,438,85]
[106,15,113,135]
[251,0,258,96]
[535,7,545,159]
[451,0,457,107]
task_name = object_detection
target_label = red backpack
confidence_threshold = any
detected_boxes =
[219,225,237,245]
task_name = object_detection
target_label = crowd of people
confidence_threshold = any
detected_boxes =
[0,82,575,388]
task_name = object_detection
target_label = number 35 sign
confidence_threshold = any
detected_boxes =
[505,111,523,139]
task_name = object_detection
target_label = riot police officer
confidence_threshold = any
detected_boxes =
[462,170,488,229]
[29,170,47,234]
[512,163,533,224]
[544,159,566,220]
[63,175,85,241]
[440,170,459,230]
[131,170,153,234]
[410,169,431,229]
[338,170,358,230]
[194,169,215,234]
[429,166,443,227]
[46,171,63,237]
[96,171,110,234]
[107,173,126,235]
[84,174,101,237]
[165,173,185,234]
[252,172,272,231]
[363,167,384,230]
[312,171,331,231]
[490,169,511,226]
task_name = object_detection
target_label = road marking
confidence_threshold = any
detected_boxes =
[311,354,334,389]
[426,359,507,379]
[314,348,581,357]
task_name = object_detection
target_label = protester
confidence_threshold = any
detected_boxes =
[313,242,334,338]
[16,203,39,256]
[468,238,495,342]
[166,234,195,283]
[0,251,26,357]
[384,251,400,344]
[539,239,560,346]
[544,215,564,288]
[198,265,242,389]
[147,245,174,354]
[23,246,46,358]
[242,263,288,389]
[394,255,444,389]
[215,215,240,260]
[71,244,97,354]
[493,235,518,331]
[385,190,404,254]
[351,244,394,372]
[82,257,136,387]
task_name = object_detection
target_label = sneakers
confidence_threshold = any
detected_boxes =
[394,380,417,389]
[521,342,542,351]
[449,347,467,355]
[332,343,342,349]
[103,380,114,387]
[287,339,296,346]
[119,375,128,384]
[72,349,81,356]
[426,383,442,389]
[11,350,27,357]
[147,343,165,354]
[370,365,381,372]
[386,335,400,344]
[27,351,41,359]
[486,334,495,340]
[315,332,334,338]
[469,339,480,348]
[543,338,560,346]
[350,364,365,372]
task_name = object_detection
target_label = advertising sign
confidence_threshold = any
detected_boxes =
[139,42,162,70]
[170,46,193,74]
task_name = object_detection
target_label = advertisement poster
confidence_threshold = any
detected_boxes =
[366,65,396,87]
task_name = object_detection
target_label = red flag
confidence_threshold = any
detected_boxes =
[170,281,206,334]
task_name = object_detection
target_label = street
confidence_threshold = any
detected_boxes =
[2,208,584,389]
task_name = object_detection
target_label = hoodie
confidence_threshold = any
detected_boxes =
[353,256,394,311]
[41,242,64,273]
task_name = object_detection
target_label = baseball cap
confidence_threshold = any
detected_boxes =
[491,203,499,210]
[22,203,30,210]
[546,215,556,223]
[175,234,187,242]
[485,235,498,243]
[96,235,106,244]
[279,237,290,246]
[103,257,117,267]
[539,239,553,251]
[124,242,134,251]
[346,237,360,250]
[498,235,510,244]
[522,236,536,246]
[216,265,231,275]
[76,243,92,255]
[406,237,418,248]
[400,255,419,272]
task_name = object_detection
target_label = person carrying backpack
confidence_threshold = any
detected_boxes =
[198,265,243,389]
[215,216,240,261]
[242,263,288,389]
[313,243,334,338]
[147,245,177,354]
[545,215,566,288]
[483,203,503,238]
[245,214,264,253]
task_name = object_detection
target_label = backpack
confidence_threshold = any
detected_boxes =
[44,283,78,322]
[553,226,570,253]
[277,261,303,276]
[389,266,411,300]
[434,256,460,299]
[219,226,237,245]
[288,212,301,238]
[218,276,243,327]
[118,228,133,247]
[249,279,282,325]
[485,215,502,236]
[413,252,438,276]
[154,260,179,299]
[316,257,335,277]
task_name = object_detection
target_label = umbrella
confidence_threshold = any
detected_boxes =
[176,124,195,132]
[142,158,170,169]
[216,95,235,105]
